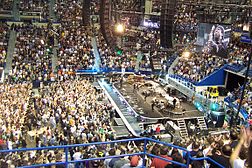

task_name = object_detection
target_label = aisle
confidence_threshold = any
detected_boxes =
[13,0,20,21]
[91,37,101,72]
[4,30,17,76]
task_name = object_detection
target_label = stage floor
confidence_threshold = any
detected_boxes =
[115,81,204,120]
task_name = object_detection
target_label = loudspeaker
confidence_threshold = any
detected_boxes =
[160,0,177,48]
[100,0,116,48]
[82,0,91,26]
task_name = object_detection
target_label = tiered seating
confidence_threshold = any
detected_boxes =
[165,53,178,70]
[0,22,9,67]
[172,34,250,83]
[225,81,252,119]
[10,24,52,83]
[0,0,13,11]
[97,32,136,71]
[174,3,198,32]
[19,0,49,21]
[173,2,197,45]
[55,0,95,77]
[173,51,226,83]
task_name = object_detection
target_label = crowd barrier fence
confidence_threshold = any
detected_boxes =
[0,137,225,168]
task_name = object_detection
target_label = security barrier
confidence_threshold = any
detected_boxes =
[0,137,225,168]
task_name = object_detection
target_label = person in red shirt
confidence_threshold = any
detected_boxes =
[150,147,173,168]
[156,125,161,134]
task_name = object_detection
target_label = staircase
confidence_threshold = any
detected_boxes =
[167,55,179,74]
[49,0,57,22]
[4,30,17,77]
[151,57,162,71]
[165,75,194,98]
[135,51,143,72]
[13,0,20,21]
[51,37,58,73]
[177,119,188,138]
[91,37,101,72]
[197,117,208,130]
[0,68,4,83]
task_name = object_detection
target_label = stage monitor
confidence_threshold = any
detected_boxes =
[196,23,231,58]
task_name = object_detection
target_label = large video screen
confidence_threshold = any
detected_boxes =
[196,23,231,58]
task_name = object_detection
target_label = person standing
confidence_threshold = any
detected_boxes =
[172,98,177,109]
[151,101,155,111]
[150,147,172,168]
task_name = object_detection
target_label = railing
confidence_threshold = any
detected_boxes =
[226,63,245,72]
[75,67,155,75]
[224,96,249,120]
[0,138,225,168]
[167,74,196,90]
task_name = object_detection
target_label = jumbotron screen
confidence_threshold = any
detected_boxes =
[196,23,231,58]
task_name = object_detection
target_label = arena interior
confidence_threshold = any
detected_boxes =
[0,0,252,167]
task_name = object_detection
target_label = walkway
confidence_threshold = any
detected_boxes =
[13,0,20,21]
[98,79,143,136]
[49,0,57,22]
[4,30,17,76]
[51,37,58,73]
[91,37,101,72]
[135,51,143,72]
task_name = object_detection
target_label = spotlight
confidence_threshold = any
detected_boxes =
[115,23,125,34]
[182,51,191,59]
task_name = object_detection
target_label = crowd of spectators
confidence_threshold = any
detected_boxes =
[57,22,95,73]
[0,78,118,167]
[0,0,13,11]
[19,0,49,20]
[0,83,32,164]
[228,35,250,66]
[173,33,251,83]
[1,1,252,167]
[10,24,53,83]
[0,74,252,168]
[0,74,251,167]
[0,22,9,67]
[55,0,95,76]
[227,80,252,116]
[173,51,226,83]
[173,127,251,168]
[96,32,136,71]
[173,2,198,46]
[55,0,82,22]
[173,32,196,46]
[174,3,198,32]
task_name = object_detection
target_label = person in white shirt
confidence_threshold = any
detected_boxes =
[73,149,83,168]
[73,149,82,160]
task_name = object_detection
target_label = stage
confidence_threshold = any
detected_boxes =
[114,80,204,120]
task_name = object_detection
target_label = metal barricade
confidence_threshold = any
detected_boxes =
[0,137,225,168]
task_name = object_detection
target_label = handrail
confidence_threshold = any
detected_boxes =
[190,156,225,168]
[147,153,187,167]
[0,138,146,153]
[98,79,140,136]
[0,137,225,168]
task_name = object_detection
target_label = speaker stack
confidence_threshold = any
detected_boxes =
[160,0,177,48]
[82,0,91,26]
[99,0,116,48]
